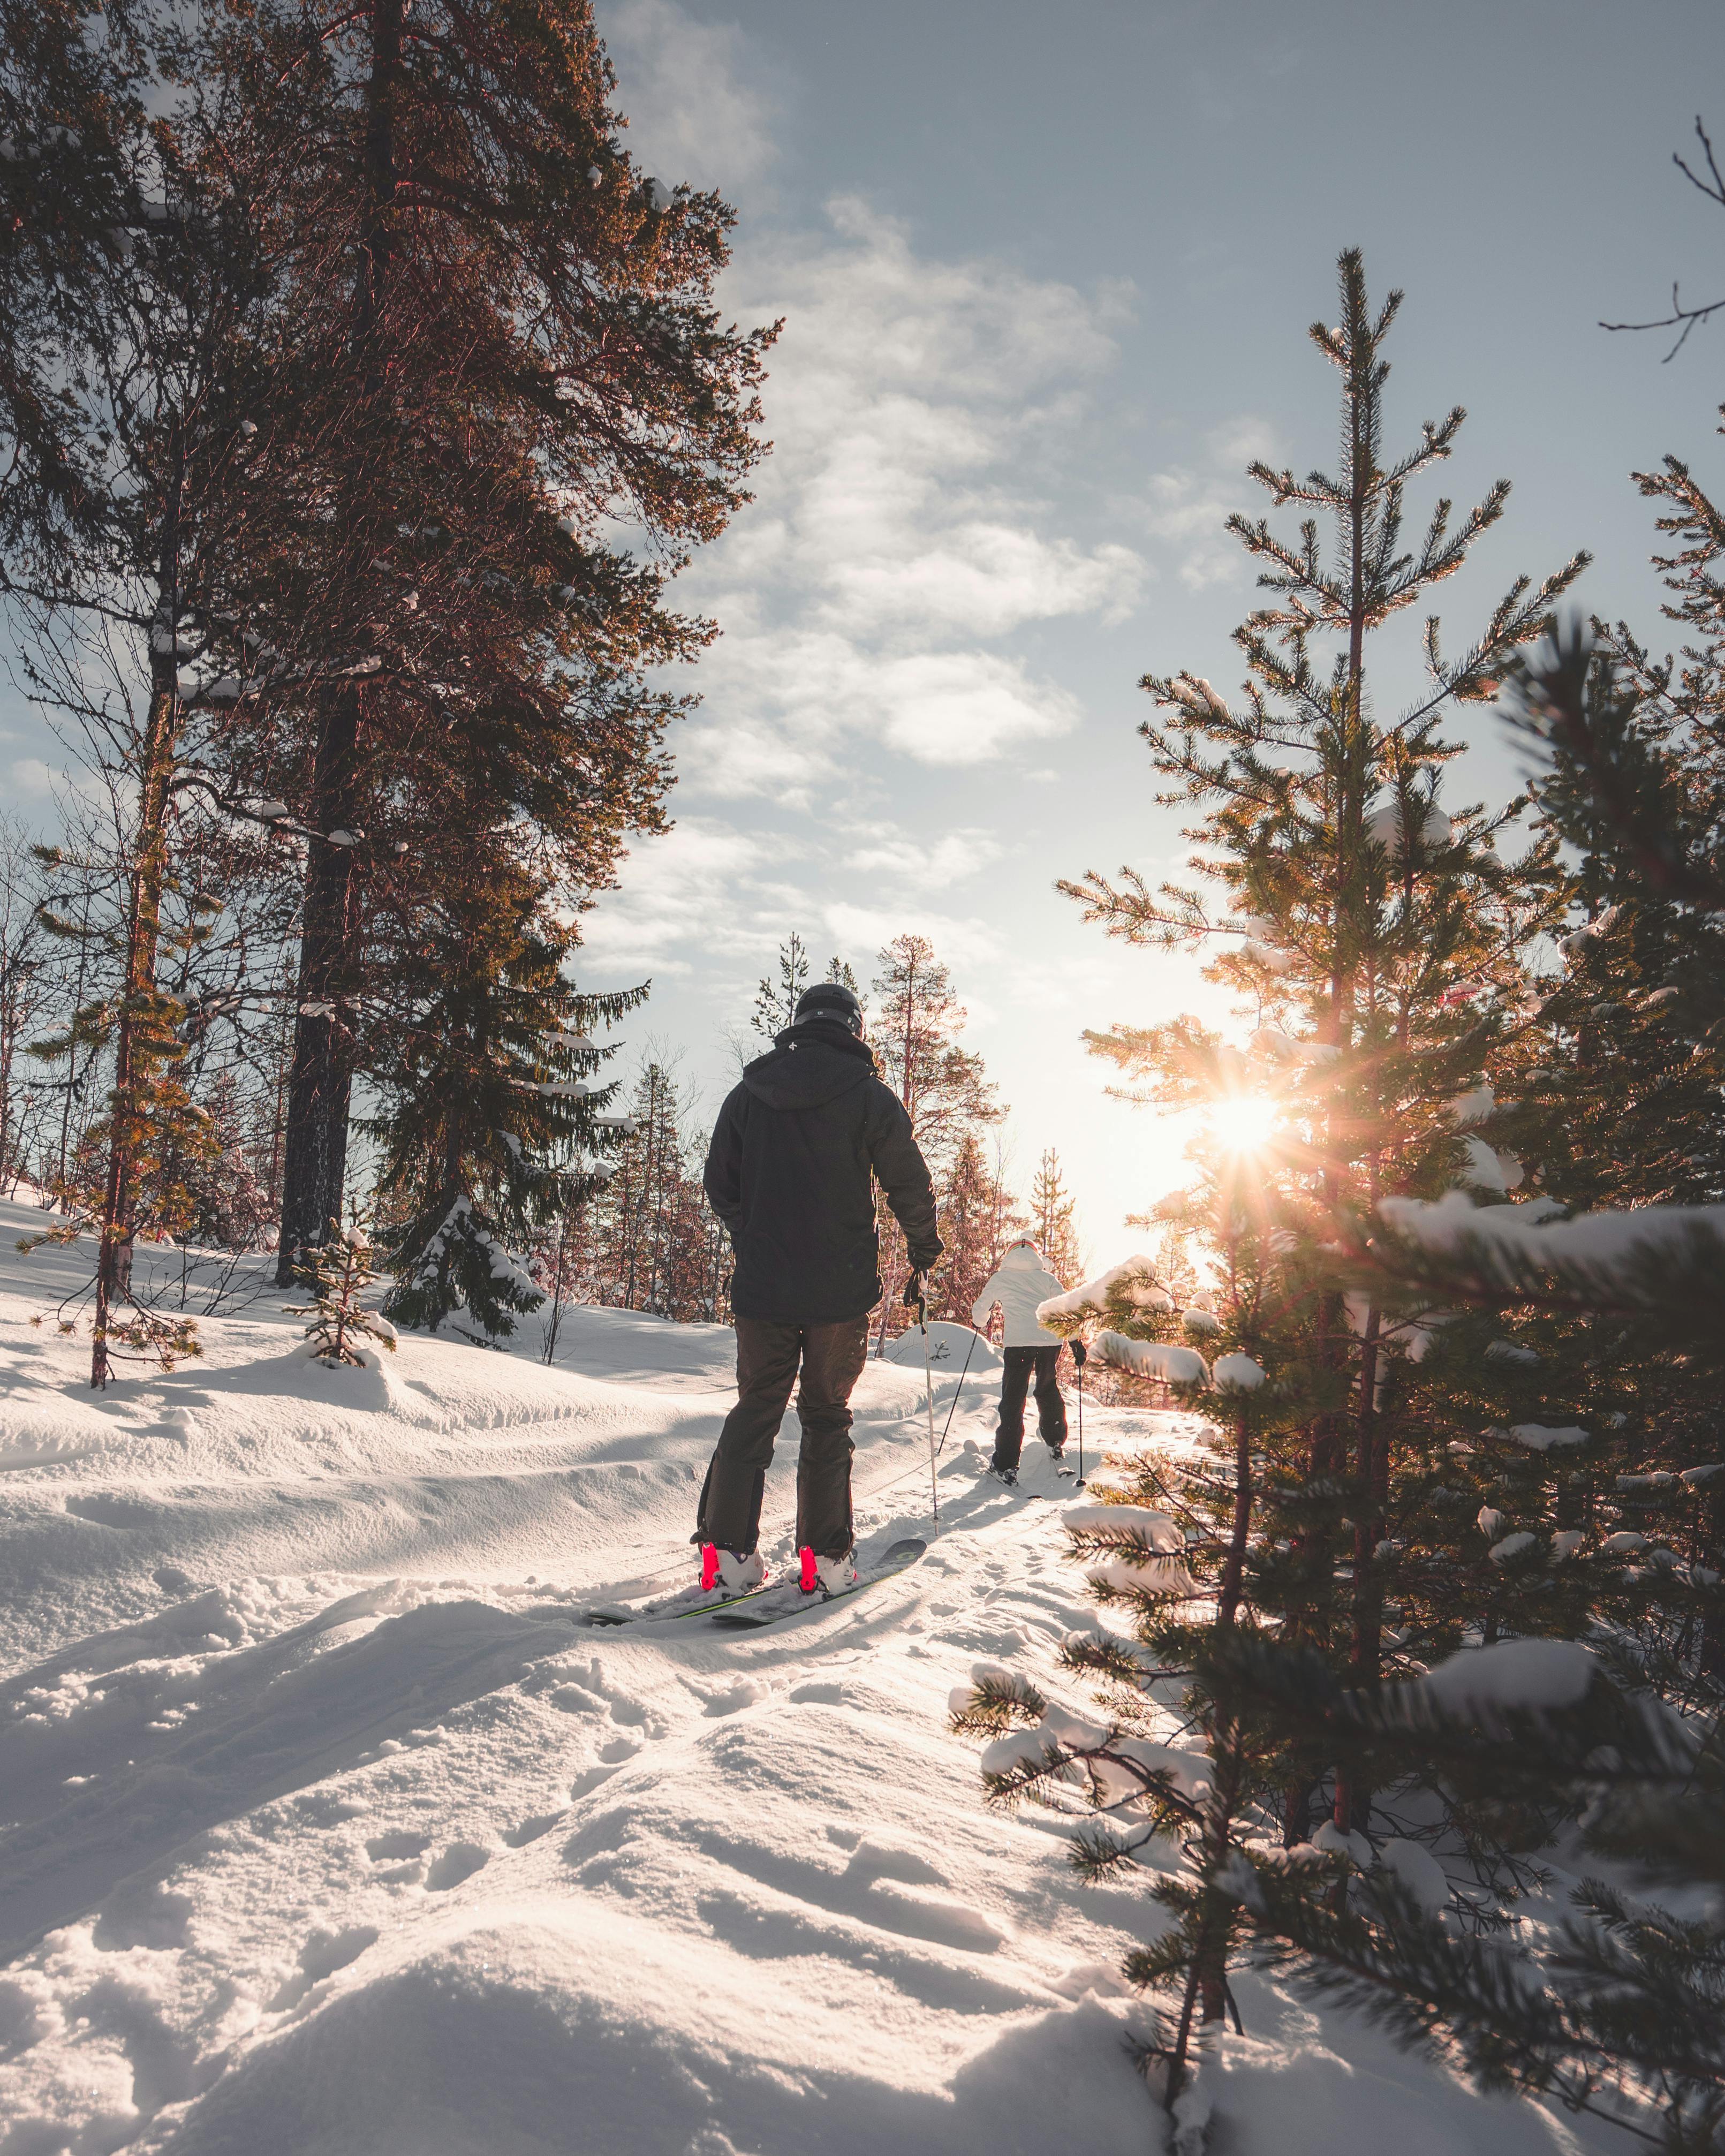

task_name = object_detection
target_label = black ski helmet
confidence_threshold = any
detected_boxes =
[793,982,864,1037]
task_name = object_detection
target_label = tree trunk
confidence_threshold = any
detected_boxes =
[275,0,403,1282]
[93,664,180,1385]
[1169,1741,1244,2105]
[1216,1410,1253,1630]
[277,686,361,1280]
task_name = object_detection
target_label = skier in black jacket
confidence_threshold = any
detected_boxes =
[698,980,942,1601]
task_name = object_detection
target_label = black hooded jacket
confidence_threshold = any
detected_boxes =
[703,1017,942,1324]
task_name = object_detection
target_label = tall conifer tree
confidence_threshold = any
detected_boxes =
[369,844,640,1338]
[869,933,1002,1341]
[1006,249,1590,2096]
[221,0,774,1277]
[0,0,301,1378]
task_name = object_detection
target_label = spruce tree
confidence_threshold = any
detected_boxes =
[977,248,1590,2102]
[869,933,1002,1343]
[218,0,775,1278]
[932,1129,997,1323]
[582,1060,727,1319]
[1064,244,1585,1735]
[0,0,301,1378]
[751,933,809,1039]
[1030,1146,1084,1281]
[370,845,640,1338]
[288,1219,397,1366]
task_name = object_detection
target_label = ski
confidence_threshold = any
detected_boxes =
[708,1537,927,1630]
[581,1576,779,1628]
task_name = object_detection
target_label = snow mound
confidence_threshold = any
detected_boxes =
[1419,1638,1599,1713]
[1038,1258,1169,1320]
[1377,1187,1725,1282]
[161,1904,1154,2156]
[1093,1333,1208,1385]
[881,1321,1001,1372]
[1507,1423,1587,1451]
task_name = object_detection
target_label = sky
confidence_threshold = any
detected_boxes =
[7,0,1725,1267]
[555,0,1725,1264]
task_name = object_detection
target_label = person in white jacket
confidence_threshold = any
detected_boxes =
[971,1239,1069,1484]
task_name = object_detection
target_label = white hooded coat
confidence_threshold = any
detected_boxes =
[972,1243,1068,1348]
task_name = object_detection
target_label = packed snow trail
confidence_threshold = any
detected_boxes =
[0,1202,1599,2154]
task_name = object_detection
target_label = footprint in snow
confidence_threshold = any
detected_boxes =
[365,1830,429,1861]
[269,1924,379,2010]
[425,1842,490,1891]
[503,1813,564,1848]
[845,1837,948,1891]
[548,1684,604,1715]
[596,1736,640,1764]
[702,1678,764,1717]
[1048,1961,1133,2000]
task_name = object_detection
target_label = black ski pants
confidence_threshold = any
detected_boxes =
[697,1314,870,1559]
[992,1345,1068,1470]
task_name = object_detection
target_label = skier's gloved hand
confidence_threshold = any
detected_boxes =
[1070,1337,1088,1368]
[902,1270,926,1311]
[907,1242,942,1273]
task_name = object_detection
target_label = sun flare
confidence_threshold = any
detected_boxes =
[1206,1093,1279,1156]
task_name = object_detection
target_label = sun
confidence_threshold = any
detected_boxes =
[1206,1093,1279,1156]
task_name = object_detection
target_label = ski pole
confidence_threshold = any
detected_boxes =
[934,1325,979,1459]
[906,1270,937,1523]
[1071,1335,1088,1489]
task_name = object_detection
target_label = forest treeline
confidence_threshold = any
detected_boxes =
[0,0,777,1377]
[0,1,1083,1373]
[0,792,1083,1349]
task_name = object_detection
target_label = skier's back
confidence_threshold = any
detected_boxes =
[972,1239,1069,1484]
[698,982,942,1598]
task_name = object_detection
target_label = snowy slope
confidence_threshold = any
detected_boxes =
[0,1201,1595,2154]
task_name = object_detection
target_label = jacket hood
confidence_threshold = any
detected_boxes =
[1001,1240,1046,1267]
[743,1017,878,1111]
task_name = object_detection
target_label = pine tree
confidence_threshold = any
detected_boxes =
[983,1138,1031,1278]
[995,248,1591,2102]
[224,0,775,1279]
[287,1217,397,1366]
[869,932,1003,1343]
[0,819,54,1190]
[0,2,302,1379]
[930,1129,997,1323]
[370,846,640,1338]
[751,933,809,1039]
[1030,1146,1084,1283]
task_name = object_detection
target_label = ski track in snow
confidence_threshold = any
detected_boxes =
[0,1204,1600,2154]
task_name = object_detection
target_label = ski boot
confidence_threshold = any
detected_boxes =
[983,1462,1018,1488]
[700,1544,766,1599]
[798,1547,859,1598]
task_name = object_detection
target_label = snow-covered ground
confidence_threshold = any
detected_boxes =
[0,1201,1597,2154]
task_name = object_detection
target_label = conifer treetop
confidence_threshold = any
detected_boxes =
[1062,248,1587,964]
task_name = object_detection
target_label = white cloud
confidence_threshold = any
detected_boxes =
[873,650,1079,764]
[821,899,1000,972]
[577,819,772,973]
[597,0,778,199]
[846,827,1003,891]
[9,758,60,800]
[674,201,1144,793]
[581,807,1011,1003]
[1136,414,1282,592]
